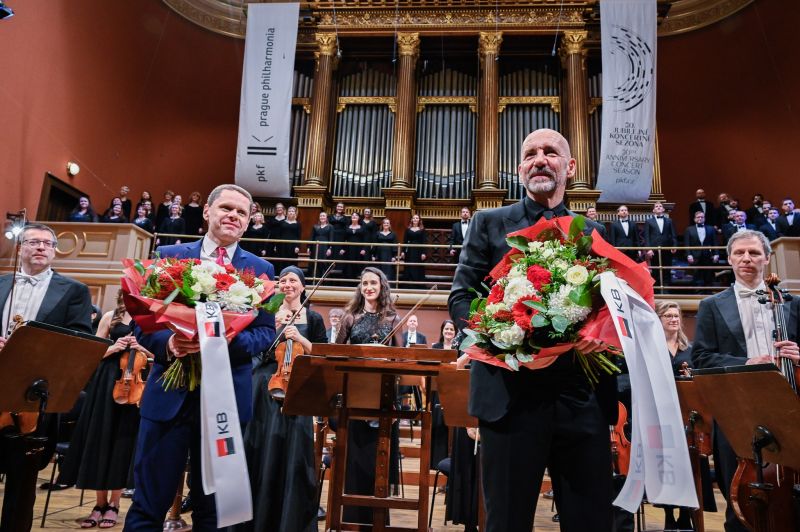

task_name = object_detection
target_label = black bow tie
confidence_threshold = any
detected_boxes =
[696,224,704,228]
[461,221,468,225]
[656,216,663,219]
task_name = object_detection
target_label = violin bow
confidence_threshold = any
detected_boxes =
[381,284,438,346]
[266,261,336,353]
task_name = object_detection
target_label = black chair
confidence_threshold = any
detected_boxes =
[428,457,451,527]
[40,442,85,527]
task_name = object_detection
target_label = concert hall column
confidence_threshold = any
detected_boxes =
[304,32,338,189]
[390,32,420,189]
[561,30,591,190]
[476,31,502,190]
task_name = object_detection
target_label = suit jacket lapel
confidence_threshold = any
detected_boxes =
[35,272,69,322]
[715,287,746,355]
[502,200,533,237]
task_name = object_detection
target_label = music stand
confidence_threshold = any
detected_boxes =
[692,364,800,527]
[0,321,110,418]
[283,344,454,532]
[674,378,715,532]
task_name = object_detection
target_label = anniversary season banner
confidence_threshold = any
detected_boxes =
[596,0,657,203]
[234,3,299,198]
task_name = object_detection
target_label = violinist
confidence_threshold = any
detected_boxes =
[692,230,800,532]
[61,290,152,529]
[236,266,327,532]
[335,266,403,525]
[0,223,93,532]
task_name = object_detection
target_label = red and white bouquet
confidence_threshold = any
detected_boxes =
[461,215,654,383]
[121,258,283,390]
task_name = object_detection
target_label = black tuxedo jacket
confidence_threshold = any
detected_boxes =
[609,220,641,259]
[692,286,800,369]
[776,213,800,237]
[0,271,93,335]
[683,225,718,260]
[448,197,615,424]
[403,331,427,347]
[688,200,716,226]
[759,222,780,241]
[722,223,757,243]
[643,216,677,248]
[449,221,468,248]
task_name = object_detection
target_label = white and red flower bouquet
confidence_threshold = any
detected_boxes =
[460,215,654,383]
[121,257,284,390]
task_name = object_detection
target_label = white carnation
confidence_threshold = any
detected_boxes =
[565,265,589,286]
[193,272,217,294]
[548,284,592,323]
[495,323,525,346]
[503,277,536,306]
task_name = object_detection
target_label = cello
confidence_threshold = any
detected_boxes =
[729,274,799,532]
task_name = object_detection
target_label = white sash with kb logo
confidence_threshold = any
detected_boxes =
[196,302,252,527]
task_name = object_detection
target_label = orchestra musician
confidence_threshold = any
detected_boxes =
[236,266,326,532]
[692,229,800,532]
[334,266,403,525]
[449,129,617,532]
[0,223,93,532]
[123,184,276,530]
[60,290,153,529]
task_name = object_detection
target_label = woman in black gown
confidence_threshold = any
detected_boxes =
[276,206,301,268]
[61,291,151,528]
[102,202,128,224]
[335,267,403,525]
[157,203,185,245]
[238,266,327,532]
[181,191,205,237]
[155,190,174,230]
[329,202,348,278]
[342,212,368,283]
[429,320,458,467]
[68,196,99,222]
[242,212,269,258]
[372,218,398,282]
[267,202,286,258]
[361,208,378,246]
[132,204,154,233]
[309,211,334,279]
[401,214,427,288]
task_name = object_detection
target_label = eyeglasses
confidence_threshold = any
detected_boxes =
[660,313,680,320]
[22,239,57,249]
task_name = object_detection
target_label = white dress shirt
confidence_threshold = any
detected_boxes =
[200,236,238,265]
[3,268,54,336]
[734,281,775,359]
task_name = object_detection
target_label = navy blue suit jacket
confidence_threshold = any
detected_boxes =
[135,239,276,423]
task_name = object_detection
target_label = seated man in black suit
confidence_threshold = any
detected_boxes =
[684,210,720,290]
[402,314,427,346]
[326,308,343,343]
[609,205,641,262]
[692,229,800,532]
[642,202,677,291]
[448,207,471,262]
[776,197,800,237]
[0,223,93,531]
[449,128,615,532]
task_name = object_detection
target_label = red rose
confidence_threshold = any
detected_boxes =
[214,273,237,291]
[526,265,552,291]
[511,295,541,332]
[493,309,514,322]
[487,284,505,304]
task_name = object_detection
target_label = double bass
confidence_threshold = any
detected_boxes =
[730,275,799,532]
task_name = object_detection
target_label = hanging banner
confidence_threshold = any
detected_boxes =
[599,272,698,512]
[596,0,657,203]
[234,3,299,198]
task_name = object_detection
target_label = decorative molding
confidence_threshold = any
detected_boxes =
[315,32,338,56]
[471,188,508,211]
[561,30,588,55]
[382,187,417,210]
[498,96,561,114]
[396,32,421,57]
[416,96,477,114]
[659,0,754,37]
[162,0,248,39]
[478,31,503,56]
[335,96,397,114]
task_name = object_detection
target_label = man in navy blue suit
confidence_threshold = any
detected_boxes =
[124,184,275,530]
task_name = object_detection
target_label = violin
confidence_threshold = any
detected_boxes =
[610,401,631,476]
[113,345,148,405]
[730,274,798,532]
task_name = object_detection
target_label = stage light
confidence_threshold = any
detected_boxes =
[0,1,14,20]
[66,161,80,176]
[4,209,26,240]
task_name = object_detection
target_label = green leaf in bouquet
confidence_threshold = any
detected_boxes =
[524,299,548,313]
[551,314,570,334]
[458,329,479,351]
[568,286,592,307]
[516,351,534,363]
[568,215,586,241]
[506,235,530,252]
[480,281,492,294]
[576,235,593,257]
[163,287,181,305]
[490,338,512,351]
[469,296,482,315]
[504,354,520,371]
[134,259,146,276]
[531,313,550,328]
[262,292,286,313]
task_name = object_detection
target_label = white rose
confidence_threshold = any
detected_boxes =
[506,264,527,279]
[495,323,525,346]
[528,241,543,251]
[552,259,569,271]
[541,248,554,259]
[565,265,589,285]
[503,277,536,306]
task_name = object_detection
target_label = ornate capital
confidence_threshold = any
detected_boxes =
[561,30,588,55]
[478,31,503,56]
[396,32,420,57]
[315,32,338,56]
